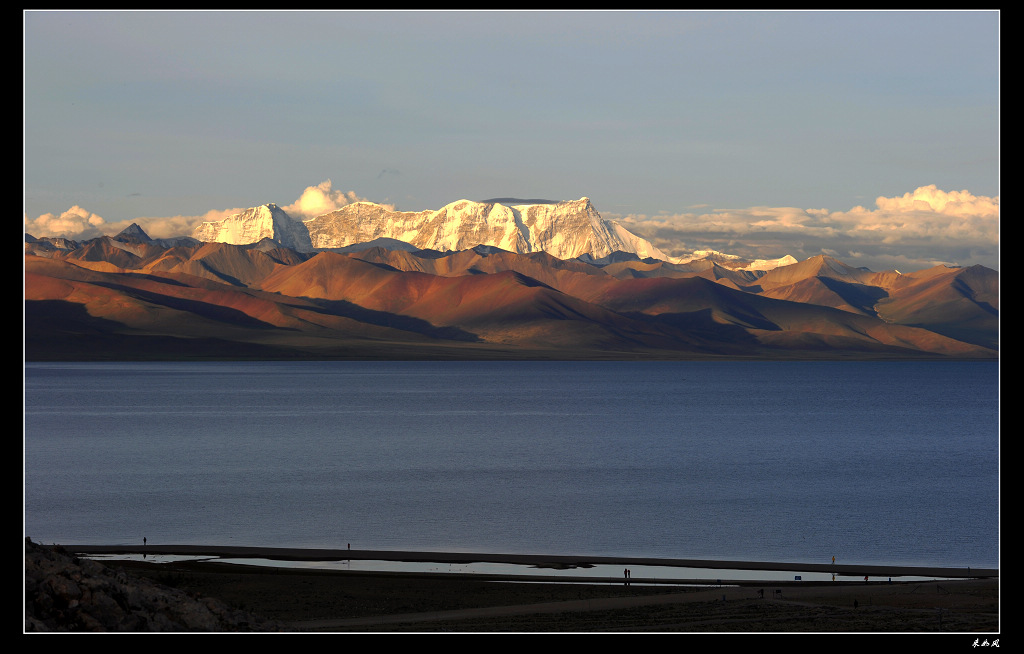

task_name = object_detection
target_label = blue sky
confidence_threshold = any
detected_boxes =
[23,10,999,271]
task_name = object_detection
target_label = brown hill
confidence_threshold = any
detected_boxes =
[874,264,999,349]
[59,237,146,269]
[570,275,992,357]
[759,276,888,317]
[25,255,488,360]
[24,240,998,360]
[257,252,705,352]
[600,259,763,289]
[756,254,878,290]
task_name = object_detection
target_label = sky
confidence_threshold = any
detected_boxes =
[23,9,999,272]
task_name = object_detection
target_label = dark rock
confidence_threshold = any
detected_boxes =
[24,538,285,632]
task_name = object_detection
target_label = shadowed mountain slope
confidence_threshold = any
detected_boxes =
[24,233,997,360]
[25,256,489,360]
[874,265,999,349]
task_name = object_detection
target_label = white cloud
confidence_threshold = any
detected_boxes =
[281,179,384,221]
[618,185,999,271]
[873,185,999,218]
[24,206,107,240]
[24,206,248,241]
[130,208,246,239]
[23,180,373,241]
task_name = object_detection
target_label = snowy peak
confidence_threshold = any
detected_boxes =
[669,250,797,273]
[192,204,312,251]
[287,197,672,261]
[188,195,793,267]
[742,255,799,272]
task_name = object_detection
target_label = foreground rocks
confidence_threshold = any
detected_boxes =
[24,538,285,632]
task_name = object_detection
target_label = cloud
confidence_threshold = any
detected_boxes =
[281,179,382,221]
[24,206,107,240]
[618,185,999,271]
[25,206,248,241]
[24,180,382,241]
[130,209,246,239]
[873,185,999,218]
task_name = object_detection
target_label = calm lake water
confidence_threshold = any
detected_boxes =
[23,360,999,569]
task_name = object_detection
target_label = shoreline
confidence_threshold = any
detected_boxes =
[30,542,1000,632]
[61,545,997,580]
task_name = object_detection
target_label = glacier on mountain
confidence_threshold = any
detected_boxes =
[189,196,795,269]
[191,197,672,261]
[192,204,312,251]
[303,197,675,261]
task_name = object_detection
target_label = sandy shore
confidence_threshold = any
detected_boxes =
[57,545,998,632]
[108,558,998,633]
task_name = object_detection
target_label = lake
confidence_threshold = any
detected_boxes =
[23,360,999,569]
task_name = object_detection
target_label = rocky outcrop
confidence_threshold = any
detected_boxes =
[24,538,284,632]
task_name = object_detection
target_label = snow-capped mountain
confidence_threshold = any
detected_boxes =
[192,197,671,261]
[188,196,800,270]
[668,249,798,272]
[306,197,674,261]
[192,204,312,252]
[739,255,799,272]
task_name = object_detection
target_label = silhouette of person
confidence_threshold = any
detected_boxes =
[143,537,147,546]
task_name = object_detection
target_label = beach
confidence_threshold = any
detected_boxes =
[48,545,999,633]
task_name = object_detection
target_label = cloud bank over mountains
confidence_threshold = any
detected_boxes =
[24,181,998,272]
[25,180,381,242]
[617,185,999,272]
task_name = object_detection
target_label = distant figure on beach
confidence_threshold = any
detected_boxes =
[864,575,869,583]
[348,543,350,550]
[624,568,628,585]
[832,555,835,564]
[143,537,146,546]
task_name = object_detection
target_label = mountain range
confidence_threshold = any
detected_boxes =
[25,198,998,360]
[189,196,799,270]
